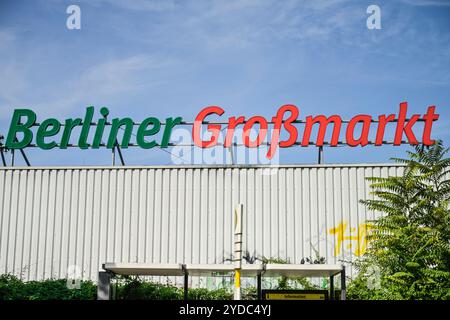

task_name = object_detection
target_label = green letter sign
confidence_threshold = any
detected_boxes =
[6,109,37,149]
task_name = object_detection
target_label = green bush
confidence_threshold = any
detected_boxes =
[114,276,233,300]
[242,286,257,300]
[187,287,232,300]
[0,274,233,300]
[0,274,96,300]
[0,274,25,300]
[116,278,182,300]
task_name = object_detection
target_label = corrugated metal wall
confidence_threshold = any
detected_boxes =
[0,164,404,281]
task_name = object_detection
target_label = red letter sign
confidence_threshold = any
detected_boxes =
[346,115,372,146]
[394,102,420,145]
[267,104,299,159]
[193,106,224,148]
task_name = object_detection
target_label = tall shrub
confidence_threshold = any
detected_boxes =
[349,141,450,300]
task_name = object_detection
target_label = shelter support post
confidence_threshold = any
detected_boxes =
[184,272,189,300]
[97,271,111,300]
[340,266,346,300]
[257,273,262,300]
[329,274,334,300]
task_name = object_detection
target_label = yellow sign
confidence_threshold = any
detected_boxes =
[264,291,327,300]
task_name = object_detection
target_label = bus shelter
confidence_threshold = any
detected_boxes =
[98,263,346,300]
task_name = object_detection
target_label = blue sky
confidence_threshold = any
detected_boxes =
[0,0,449,166]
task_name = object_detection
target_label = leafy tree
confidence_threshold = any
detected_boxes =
[348,141,450,300]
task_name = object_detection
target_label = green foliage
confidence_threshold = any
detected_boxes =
[0,274,96,300]
[242,286,258,300]
[349,141,450,300]
[0,274,25,300]
[116,277,182,300]
[0,274,233,300]
[261,254,324,290]
[188,287,232,300]
[115,276,233,300]
[115,276,234,300]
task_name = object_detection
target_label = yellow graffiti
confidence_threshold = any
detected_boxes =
[328,221,371,256]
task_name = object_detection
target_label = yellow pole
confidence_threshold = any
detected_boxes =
[235,269,241,291]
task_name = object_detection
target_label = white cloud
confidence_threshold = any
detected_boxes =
[77,55,167,97]
[0,54,175,121]
[178,0,360,50]
[400,0,450,6]
[93,0,177,11]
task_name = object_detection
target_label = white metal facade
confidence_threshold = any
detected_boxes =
[0,164,404,281]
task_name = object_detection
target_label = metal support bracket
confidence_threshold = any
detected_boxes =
[112,139,125,166]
